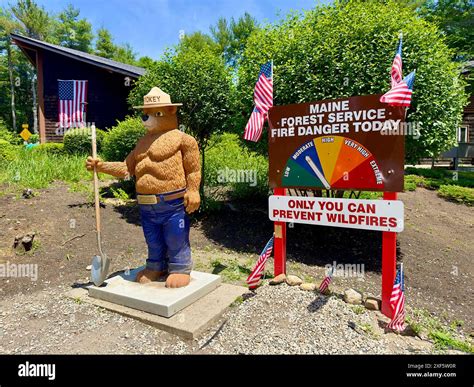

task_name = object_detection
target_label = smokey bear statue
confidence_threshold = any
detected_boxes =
[86,87,200,288]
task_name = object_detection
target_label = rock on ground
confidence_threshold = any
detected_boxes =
[270,274,286,285]
[365,297,381,311]
[300,283,317,291]
[344,288,362,305]
[286,275,303,286]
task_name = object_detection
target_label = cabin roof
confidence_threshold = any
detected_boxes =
[11,33,146,78]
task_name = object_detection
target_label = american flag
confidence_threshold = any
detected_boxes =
[387,265,406,332]
[58,80,87,128]
[380,70,416,107]
[318,267,334,293]
[390,34,403,88]
[243,61,273,142]
[246,236,274,289]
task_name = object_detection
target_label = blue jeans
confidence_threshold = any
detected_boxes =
[139,197,192,274]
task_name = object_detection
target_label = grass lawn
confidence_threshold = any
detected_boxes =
[0,148,112,194]
[1,148,473,207]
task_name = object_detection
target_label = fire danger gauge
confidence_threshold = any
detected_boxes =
[282,135,383,190]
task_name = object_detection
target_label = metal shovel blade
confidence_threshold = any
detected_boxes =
[91,254,110,286]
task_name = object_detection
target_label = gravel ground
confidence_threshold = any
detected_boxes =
[0,282,439,355]
[0,285,194,354]
[199,283,435,354]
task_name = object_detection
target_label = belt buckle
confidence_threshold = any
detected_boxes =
[137,195,157,205]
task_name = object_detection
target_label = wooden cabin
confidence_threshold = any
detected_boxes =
[11,33,145,143]
[442,61,474,167]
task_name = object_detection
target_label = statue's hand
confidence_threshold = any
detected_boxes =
[86,156,103,172]
[184,191,200,214]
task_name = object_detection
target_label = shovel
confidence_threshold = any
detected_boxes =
[90,124,110,286]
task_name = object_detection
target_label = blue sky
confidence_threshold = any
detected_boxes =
[1,0,330,59]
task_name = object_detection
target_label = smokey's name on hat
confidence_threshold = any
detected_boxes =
[133,87,183,109]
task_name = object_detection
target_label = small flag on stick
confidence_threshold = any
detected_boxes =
[318,267,334,293]
[387,264,406,332]
[246,236,274,289]
[380,70,416,107]
[390,33,403,88]
[380,33,416,108]
[243,61,273,142]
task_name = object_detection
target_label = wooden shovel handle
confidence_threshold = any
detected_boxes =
[91,125,102,253]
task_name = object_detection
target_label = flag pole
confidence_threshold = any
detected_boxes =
[400,262,404,289]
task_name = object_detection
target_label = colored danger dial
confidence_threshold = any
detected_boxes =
[281,136,384,190]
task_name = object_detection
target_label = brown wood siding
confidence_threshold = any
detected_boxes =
[41,50,138,142]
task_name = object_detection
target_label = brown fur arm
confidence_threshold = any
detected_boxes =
[95,149,136,179]
[181,134,201,213]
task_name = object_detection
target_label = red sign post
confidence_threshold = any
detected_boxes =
[273,187,287,276]
[381,192,398,317]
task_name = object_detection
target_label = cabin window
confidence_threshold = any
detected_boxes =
[457,125,468,143]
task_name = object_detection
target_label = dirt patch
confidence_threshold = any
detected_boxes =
[0,182,147,296]
[397,188,473,331]
[0,182,472,334]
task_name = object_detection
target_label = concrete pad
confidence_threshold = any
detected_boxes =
[67,283,248,339]
[87,268,221,318]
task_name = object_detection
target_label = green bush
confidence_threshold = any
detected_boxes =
[29,133,40,144]
[0,139,17,162]
[405,167,474,189]
[205,133,269,200]
[32,143,65,155]
[405,167,449,179]
[0,120,21,145]
[438,185,474,206]
[102,117,146,161]
[63,127,105,155]
[99,179,136,200]
[404,174,426,191]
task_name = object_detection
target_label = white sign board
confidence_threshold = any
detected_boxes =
[269,195,404,232]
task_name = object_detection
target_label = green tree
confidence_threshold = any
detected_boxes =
[128,40,234,197]
[211,12,259,67]
[418,0,474,61]
[238,0,467,162]
[95,27,116,59]
[53,4,93,52]
[113,43,137,65]
[136,55,155,69]
[0,10,21,132]
[1,2,47,134]
[418,0,473,94]
[7,0,54,136]
[179,31,220,54]
[94,28,137,65]
[9,0,51,39]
